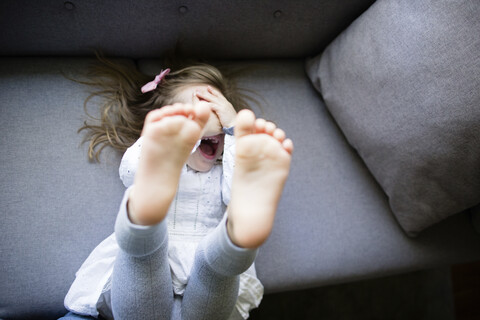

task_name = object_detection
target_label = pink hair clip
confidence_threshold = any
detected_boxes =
[141,68,171,93]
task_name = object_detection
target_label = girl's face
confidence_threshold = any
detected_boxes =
[173,85,225,172]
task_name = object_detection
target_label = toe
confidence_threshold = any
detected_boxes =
[145,105,194,124]
[144,108,169,124]
[264,121,277,135]
[282,138,294,154]
[254,119,266,133]
[273,128,286,142]
[235,109,256,138]
[193,102,212,128]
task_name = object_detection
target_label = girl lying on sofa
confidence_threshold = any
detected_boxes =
[60,58,293,320]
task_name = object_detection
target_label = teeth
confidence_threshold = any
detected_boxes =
[203,137,219,143]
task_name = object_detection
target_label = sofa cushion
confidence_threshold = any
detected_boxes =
[306,0,480,236]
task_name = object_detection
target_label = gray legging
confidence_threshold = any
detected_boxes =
[61,194,257,320]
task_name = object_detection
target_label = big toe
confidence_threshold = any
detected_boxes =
[235,109,256,138]
[194,102,212,128]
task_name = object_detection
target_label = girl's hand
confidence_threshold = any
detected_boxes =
[194,86,237,128]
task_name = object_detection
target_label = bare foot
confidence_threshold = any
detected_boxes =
[227,110,293,248]
[128,103,211,225]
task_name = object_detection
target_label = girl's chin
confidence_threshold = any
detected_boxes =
[189,162,215,172]
[186,152,218,172]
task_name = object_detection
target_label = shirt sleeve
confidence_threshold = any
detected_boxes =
[119,136,144,188]
[222,133,235,206]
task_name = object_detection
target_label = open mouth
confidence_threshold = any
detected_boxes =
[198,134,222,160]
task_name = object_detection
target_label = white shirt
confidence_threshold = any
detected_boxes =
[65,134,264,319]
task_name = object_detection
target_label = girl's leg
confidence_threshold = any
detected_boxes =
[111,190,174,319]
[182,110,293,319]
[112,103,211,319]
[58,312,96,320]
[181,218,257,320]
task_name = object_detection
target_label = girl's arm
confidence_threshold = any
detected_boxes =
[194,86,238,206]
[222,133,235,205]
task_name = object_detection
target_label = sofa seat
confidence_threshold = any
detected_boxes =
[1,57,479,319]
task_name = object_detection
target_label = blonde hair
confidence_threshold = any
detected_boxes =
[77,55,254,161]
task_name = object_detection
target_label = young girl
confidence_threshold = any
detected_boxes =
[61,59,293,320]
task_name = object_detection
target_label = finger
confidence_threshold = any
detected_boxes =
[207,85,222,97]
[193,90,201,104]
[195,88,216,103]
[209,102,223,113]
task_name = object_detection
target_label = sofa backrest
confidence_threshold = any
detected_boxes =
[0,0,375,59]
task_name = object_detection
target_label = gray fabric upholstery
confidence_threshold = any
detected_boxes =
[2,1,480,319]
[1,57,480,319]
[0,58,125,319]
[0,0,374,59]
[306,0,480,236]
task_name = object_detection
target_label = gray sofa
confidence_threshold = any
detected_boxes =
[1,0,479,319]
